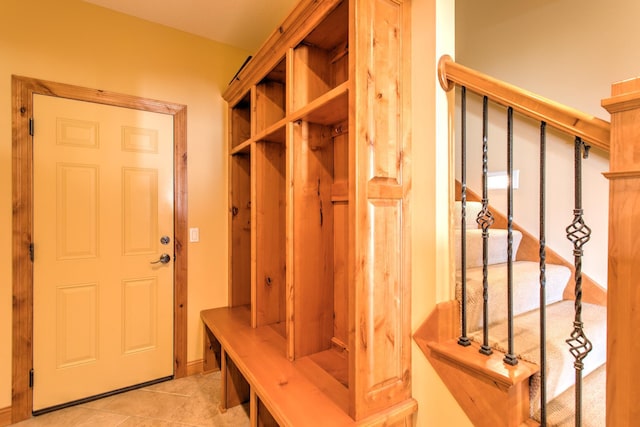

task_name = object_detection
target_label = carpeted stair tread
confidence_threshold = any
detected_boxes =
[457,261,570,332]
[455,228,524,268]
[468,300,607,417]
[454,200,483,230]
[534,363,606,426]
[454,200,606,424]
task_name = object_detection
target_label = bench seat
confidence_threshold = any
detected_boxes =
[201,306,417,427]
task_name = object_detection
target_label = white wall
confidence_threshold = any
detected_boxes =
[455,0,640,286]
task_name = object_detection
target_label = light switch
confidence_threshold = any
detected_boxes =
[189,227,200,242]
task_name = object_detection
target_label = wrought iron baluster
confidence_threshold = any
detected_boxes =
[539,122,548,425]
[458,86,471,347]
[503,107,517,366]
[565,137,593,427]
[478,95,494,356]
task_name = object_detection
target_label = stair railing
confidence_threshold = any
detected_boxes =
[438,55,610,425]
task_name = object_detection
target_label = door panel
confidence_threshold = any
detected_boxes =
[57,164,99,259]
[123,167,159,255]
[56,283,98,368]
[122,277,158,354]
[33,94,174,411]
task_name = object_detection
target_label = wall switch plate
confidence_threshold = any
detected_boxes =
[189,227,200,242]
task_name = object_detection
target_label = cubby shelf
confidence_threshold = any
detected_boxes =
[230,92,251,149]
[252,119,287,145]
[230,139,251,155]
[230,82,349,156]
[214,0,414,424]
[290,81,349,126]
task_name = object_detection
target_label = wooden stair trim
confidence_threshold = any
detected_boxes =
[427,341,539,393]
[413,300,459,344]
[428,350,532,427]
[456,181,607,307]
[414,301,539,427]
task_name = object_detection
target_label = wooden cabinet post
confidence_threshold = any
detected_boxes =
[350,0,413,419]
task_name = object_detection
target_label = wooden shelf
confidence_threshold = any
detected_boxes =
[221,0,412,423]
[290,0,349,112]
[202,306,417,426]
[230,139,251,155]
[230,91,251,149]
[255,58,286,135]
[254,119,287,144]
[201,307,352,426]
[290,81,349,126]
[230,83,346,155]
[230,121,287,155]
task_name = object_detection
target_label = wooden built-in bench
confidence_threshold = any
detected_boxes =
[201,306,417,427]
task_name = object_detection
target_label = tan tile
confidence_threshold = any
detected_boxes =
[11,373,247,427]
[143,372,220,400]
[81,389,189,420]
[11,406,128,427]
[210,404,251,427]
[166,398,217,425]
[116,416,193,427]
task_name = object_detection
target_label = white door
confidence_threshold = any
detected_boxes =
[32,94,174,411]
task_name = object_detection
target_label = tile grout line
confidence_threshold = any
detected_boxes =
[140,388,194,398]
[86,405,199,427]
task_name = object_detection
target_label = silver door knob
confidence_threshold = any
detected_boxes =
[151,253,171,264]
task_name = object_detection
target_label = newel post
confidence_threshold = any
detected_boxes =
[601,77,640,425]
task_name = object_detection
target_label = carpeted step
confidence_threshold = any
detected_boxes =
[535,363,605,426]
[457,261,570,332]
[468,300,607,418]
[455,200,524,267]
[454,200,483,230]
[455,228,524,268]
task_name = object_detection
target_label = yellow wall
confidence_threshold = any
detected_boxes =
[0,0,472,425]
[0,0,250,409]
[411,0,472,425]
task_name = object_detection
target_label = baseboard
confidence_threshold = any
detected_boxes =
[186,358,204,376]
[0,406,11,427]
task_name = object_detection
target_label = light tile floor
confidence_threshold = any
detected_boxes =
[10,372,250,427]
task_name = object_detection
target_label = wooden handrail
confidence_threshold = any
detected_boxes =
[438,55,611,152]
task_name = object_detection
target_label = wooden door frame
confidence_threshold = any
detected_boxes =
[11,76,188,423]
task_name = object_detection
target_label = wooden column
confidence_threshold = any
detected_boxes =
[602,77,640,425]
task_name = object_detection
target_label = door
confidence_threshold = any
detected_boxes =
[32,94,174,411]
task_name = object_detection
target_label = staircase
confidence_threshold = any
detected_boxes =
[414,199,607,426]
[412,55,613,426]
[456,200,607,425]
[413,56,640,426]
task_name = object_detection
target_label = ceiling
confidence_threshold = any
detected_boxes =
[83,0,300,52]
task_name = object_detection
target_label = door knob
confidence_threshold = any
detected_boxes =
[150,253,171,264]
